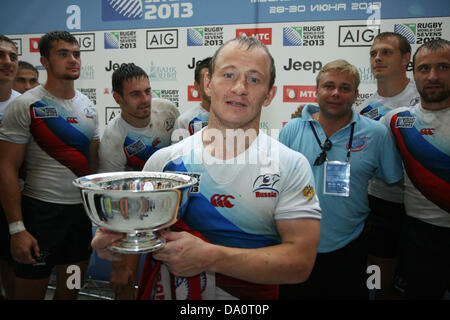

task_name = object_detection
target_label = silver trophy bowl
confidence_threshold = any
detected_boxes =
[73,171,197,254]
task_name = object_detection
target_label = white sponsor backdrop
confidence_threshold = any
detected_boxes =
[3,1,449,135]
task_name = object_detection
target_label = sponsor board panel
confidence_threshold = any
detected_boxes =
[7,16,449,134]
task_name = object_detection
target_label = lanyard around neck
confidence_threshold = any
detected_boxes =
[309,121,356,163]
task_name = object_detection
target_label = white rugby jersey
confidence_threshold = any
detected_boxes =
[355,80,420,203]
[99,98,179,172]
[383,103,450,227]
[0,89,20,126]
[143,130,321,248]
[173,103,209,137]
[0,86,99,204]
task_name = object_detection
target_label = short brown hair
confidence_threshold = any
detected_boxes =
[316,59,360,90]
[412,38,450,71]
[373,32,411,56]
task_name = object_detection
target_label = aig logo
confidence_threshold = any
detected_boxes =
[211,194,235,208]
[73,33,95,51]
[146,29,178,49]
[11,39,22,56]
[338,25,380,47]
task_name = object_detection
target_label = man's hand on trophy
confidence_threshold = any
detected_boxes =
[91,227,127,261]
[152,230,212,277]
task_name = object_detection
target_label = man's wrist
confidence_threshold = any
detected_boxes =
[9,221,26,235]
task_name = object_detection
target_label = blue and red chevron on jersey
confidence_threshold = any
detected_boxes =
[123,136,160,170]
[390,110,450,212]
[163,160,280,249]
[29,100,91,177]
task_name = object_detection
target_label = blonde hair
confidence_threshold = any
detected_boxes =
[316,59,360,90]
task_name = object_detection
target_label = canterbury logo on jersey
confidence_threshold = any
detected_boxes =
[152,137,161,147]
[420,128,435,135]
[210,194,235,208]
[66,117,78,123]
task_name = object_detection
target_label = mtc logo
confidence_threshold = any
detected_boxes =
[29,38,40,53]
[187,85,201,101]
[211,194,235,208]
[283,85,317,103]
[236,28,272,45]
[420,128,435,135]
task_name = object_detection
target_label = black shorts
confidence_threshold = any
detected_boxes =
[394,215,450,299]
[365,195,405,258]
[279,230,369,300]
[13,196,93,280]
[0,206,12,261]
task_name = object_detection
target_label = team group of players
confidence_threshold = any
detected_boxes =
[0,30,448,300]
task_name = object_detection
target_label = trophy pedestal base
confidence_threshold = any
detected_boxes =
[109,231,165,254]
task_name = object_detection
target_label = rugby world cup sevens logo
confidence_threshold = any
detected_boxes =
[102,0,143,21]
[283,27,303,46]
[187,28,204,46]
[394,23,416,44]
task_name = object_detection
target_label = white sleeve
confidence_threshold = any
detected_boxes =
[380,108,404,129]
[0,97,31,144]
[275,152,322,221]
[98,124,127,173]
[143,148,170,172]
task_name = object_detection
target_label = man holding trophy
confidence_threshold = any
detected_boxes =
[89,35,322,300]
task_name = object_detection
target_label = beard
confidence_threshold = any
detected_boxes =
[418,83,449,103]
[61,70,80,80]
[62,74,79,80]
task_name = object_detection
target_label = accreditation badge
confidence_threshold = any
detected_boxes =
[323,161,350,197]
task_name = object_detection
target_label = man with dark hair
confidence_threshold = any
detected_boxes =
[38,30,79,59]
[173,57,211,137]
[0,30,99,300]
[0,35,19,122]
[100,63,179,173]
[355,31,420,299]
[13,61,39,94]
[98,63,179,299]
[0,34,20,300]
[383,38,449,299]
[91,36,321,300]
